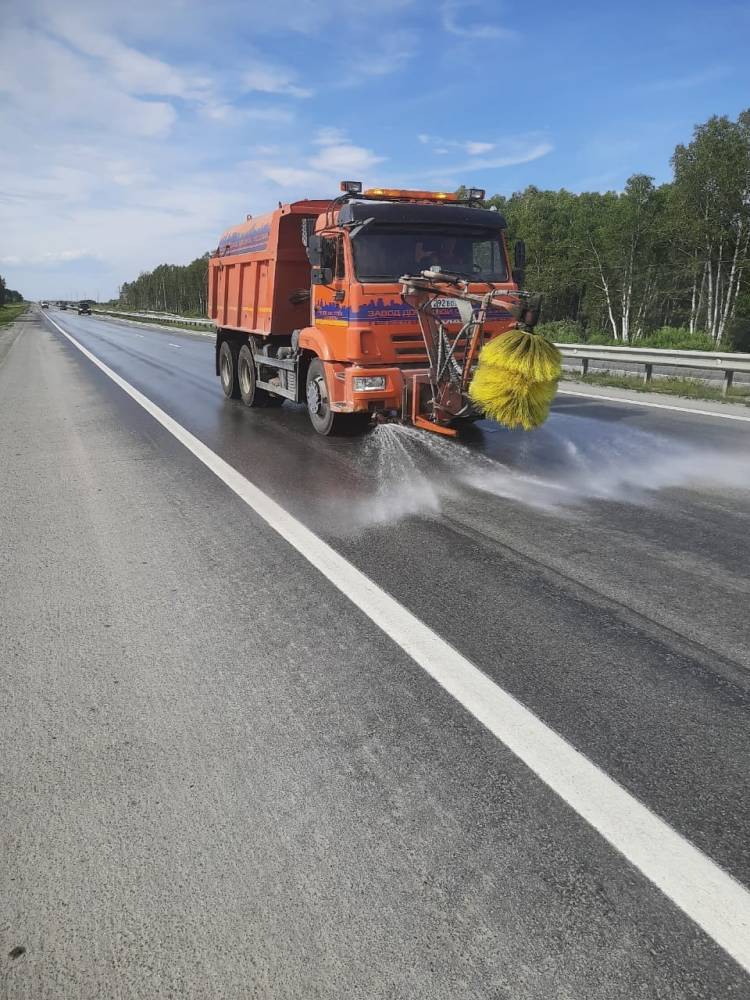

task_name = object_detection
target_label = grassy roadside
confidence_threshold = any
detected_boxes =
[566,370,750,407]
[94,309,213,332]
[0,302,29,327]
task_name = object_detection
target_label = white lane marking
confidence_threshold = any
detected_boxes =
[557,388,750,423]
[43,312,750,974]
[168,343,181,349]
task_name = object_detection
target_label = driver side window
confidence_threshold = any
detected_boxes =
[321,237,345,280]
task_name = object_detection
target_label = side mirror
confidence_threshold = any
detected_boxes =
[513,240,526,287]
[511,292,542,329]
[311,266,333,285]
[306,234,323,267]
[301,218,316,248]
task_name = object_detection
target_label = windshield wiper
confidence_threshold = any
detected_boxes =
[347,217,375,239]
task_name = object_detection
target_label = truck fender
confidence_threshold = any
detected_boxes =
[297,326,335,362]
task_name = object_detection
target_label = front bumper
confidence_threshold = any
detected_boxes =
[323,363,428,414]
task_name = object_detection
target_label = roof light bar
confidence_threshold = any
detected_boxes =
[362,188,459,202]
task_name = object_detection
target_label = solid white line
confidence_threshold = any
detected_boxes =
[168,343,181,349]
[557,387,750,422]
[43,312,750,973]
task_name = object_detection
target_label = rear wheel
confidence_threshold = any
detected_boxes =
[219,340,240,399]
[238,343,277,407]
[305,359,369,436]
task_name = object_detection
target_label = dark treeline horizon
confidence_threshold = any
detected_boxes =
[0,275,24,305]
[118,254,210,317]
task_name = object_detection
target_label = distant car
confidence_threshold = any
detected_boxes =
[77,302,91,315]
[60,302,68,310]
[40,301,49,309]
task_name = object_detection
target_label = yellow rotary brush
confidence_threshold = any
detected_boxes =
[478,327,563,383]
[468,330,562,430]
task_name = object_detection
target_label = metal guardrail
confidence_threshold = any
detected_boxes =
[88,313,750,396]
[556,343,750,396]
[93,309,212,328]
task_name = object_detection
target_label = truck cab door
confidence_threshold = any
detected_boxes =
[313,235,348,325]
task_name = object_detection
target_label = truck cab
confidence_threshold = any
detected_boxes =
[209,184,520,435]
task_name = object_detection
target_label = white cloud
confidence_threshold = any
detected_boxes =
[416,136,553,180]
[335,30,415,86]
[310,144,385,174]
[255,135,386,192]
[441,1,518,40]
[1,249,93,266]
[633,66,729,94]
[49,17,211,101]
[245,107,297,124]
[0,28,178,138]
[314,127,349,146]
[260,165,328,187]
[202,103,235,122]
[243,65,313,98]
[419,134,498,157]
[105,158,155,187]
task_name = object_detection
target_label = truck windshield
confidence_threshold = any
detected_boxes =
[351,226,508,282]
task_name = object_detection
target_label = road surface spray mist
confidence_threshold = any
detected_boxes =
[351,416,750,526]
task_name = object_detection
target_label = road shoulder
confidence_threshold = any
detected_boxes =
[0,309,32,367]
[558,378,750,420]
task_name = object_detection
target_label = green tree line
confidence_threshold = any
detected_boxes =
[117,254,209,316]
[117,110,749,349]
[0,275,24,305]
[484,109,750,348]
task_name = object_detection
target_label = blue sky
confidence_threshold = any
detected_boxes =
[1,0,748,300]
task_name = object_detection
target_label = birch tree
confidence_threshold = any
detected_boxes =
[671,112,750,343]
[574,178,664,342]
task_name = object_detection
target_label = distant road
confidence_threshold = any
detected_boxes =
[2,306,750,999]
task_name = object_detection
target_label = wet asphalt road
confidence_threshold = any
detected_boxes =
[2,307,750,998]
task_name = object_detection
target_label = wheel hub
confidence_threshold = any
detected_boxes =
[239,357,250,394]
[306,377,324,415]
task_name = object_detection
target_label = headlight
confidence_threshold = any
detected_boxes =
[353,376,386,391]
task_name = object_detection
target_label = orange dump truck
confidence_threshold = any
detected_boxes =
[208,183,528,435]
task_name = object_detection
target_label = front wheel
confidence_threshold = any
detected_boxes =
[305,359,369,436]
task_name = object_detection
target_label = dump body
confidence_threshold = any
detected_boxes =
[209,201,328,337]
[209,189,522,433]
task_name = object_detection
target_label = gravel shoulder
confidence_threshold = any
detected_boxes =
[0,309,32,367]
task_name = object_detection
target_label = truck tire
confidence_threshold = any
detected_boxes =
[238,343,276,407]
[305,359,368,436]
[219,340,240,399]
